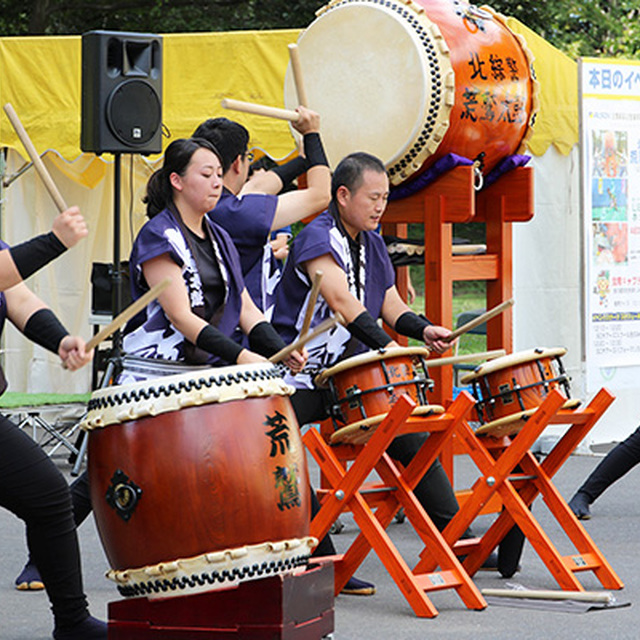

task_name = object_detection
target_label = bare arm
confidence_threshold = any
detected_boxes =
[142,255,210,344]
[0,206,88,291]
[241,107,331,230]
[0,252,24,291]
[5,283,92,370]
[381,286,453,354]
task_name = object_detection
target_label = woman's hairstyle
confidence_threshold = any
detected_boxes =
[144,137,221,218]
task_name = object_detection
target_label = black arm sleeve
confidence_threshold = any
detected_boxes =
[196,324,244,364]
[303,132,330,168]
[272,156,309,186]
[347,311,394,350]
[248,321,287,358]
[9,232,67,281]
[22,308,69,354]
[394,311,433,341]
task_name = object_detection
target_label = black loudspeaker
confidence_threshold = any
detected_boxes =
[81,30,162,155]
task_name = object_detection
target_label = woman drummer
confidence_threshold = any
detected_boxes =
[120,137,305,380]
[13,137,306,594]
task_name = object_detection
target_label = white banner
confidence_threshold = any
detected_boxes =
[580,58,640,390]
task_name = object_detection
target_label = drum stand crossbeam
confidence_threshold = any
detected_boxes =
[413,388,624,593]
[303,392,486,618]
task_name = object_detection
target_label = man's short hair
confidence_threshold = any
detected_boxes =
[192,117,249,174]
[331,152,387,200]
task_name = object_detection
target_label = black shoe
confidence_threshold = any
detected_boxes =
[498,525,525,578]
[15,559,44,591]
[53,615,108,640]
[568,491,592,520]
[341,576,376,596]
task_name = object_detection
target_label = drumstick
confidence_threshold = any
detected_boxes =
[481,588,614,604]
[85,278,171,352]
[221,98,300,123]
[445,299,515,343]
[424,349,507,367]
[269,313,344,364]
[3,103,68,213]
[288,44,309,107]
[301,270,323,336]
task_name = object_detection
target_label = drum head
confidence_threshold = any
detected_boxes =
[284,1,454,184]
[460,347,568,385]
[474,398,581,438]
[316,346,431,386]
[330,404,444,445]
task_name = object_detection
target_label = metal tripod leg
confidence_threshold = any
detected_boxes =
[71,357,119,476]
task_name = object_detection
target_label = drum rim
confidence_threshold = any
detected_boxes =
[474,398,581,437]
[82,362,293,430]
[92,361,280,399]
[316,346,431,385]
[288,0,456,186]
[330,404,444,445]
[460,347,567,384]
[107,536,317,598]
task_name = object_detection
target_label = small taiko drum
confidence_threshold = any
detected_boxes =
[316,347,443,445]
[82,363,314,598]
[460,347,580,438]
[284,0,538,185]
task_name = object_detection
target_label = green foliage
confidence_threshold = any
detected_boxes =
[0,0,326,36]
[487,0,640,58]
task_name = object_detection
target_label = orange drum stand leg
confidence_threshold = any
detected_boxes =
[414,388,624,592]
[303,393,486,618]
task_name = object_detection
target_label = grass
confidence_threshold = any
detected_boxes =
[407,267,487,355]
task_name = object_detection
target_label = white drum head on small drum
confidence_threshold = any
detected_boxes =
[284,0,454,184]
[460,347,568,385]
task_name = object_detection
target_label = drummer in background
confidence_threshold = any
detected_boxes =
[272,152,497,584]
[119,136,306,380]
[0,208,107,639]
[192,106,331,324]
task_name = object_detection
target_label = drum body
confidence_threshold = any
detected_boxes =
[284,0,538,185]
[317,347,434,427]
[84,363,312,597]
[460,347,573,428]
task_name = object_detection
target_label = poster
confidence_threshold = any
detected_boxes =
[580,58,640,390]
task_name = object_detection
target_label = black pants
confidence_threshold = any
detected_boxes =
[291,388,462,556]
[575,424,640,503]
[0,414,89,628]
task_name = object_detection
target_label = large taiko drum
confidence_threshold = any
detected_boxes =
[83,363,314,598]
[460,347,580,438]
[284,0,538,185]
[316,347,443,444]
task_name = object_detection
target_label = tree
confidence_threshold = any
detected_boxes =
[487,0,640,57]
[0,0,326,35]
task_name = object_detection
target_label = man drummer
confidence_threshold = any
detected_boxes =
[192,107,331,323]
[271,151,487,557]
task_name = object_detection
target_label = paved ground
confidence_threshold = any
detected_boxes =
[1,443,638,640]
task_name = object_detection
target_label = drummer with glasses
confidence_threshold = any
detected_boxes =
[192,106,331,325]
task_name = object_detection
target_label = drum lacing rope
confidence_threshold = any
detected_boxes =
[116,554,309,597]
[87,367,283,411]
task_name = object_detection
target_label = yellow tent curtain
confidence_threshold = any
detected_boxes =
[0,24,577,175]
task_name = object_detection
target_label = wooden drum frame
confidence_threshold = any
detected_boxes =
[82,363,314,598]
